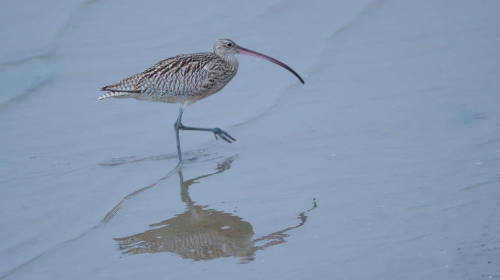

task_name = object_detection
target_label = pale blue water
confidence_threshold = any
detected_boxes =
[1,0,499,279]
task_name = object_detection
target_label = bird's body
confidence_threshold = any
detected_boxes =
[99,38,303,161]
[99,51,239,108]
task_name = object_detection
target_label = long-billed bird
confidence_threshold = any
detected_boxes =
[99,38,304,161]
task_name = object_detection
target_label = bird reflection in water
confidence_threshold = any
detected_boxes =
[113,158,316,263]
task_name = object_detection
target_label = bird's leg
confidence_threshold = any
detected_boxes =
[174,107,184,161]
[175,110,236,143]
[178,125,236,143]
[174,107,235,161]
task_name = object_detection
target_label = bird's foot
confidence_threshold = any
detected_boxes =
[175,123,236,143]
[212,128,236,143]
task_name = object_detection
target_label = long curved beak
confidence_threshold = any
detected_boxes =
[236,46,304,84]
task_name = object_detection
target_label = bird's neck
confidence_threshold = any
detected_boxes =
[219,54,239,71]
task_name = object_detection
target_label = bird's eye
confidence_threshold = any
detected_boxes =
[226,42,233,47]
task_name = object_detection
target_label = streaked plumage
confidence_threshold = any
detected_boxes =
[99,38,304,161]
[99,51,238,108]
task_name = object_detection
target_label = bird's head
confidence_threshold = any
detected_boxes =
[213,38,304,84]
[214,38,239,56]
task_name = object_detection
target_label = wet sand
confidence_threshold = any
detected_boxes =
[1,0,499,279]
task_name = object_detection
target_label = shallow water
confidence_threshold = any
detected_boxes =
[1,0,499,279]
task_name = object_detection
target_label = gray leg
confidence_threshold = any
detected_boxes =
[174,107,184,161]
[178,125,236,143]
[173,107,236,161]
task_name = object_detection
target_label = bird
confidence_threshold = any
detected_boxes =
[99,38,304,161]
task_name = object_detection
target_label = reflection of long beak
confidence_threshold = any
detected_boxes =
[236,46,304,84]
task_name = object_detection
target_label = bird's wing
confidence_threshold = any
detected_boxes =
[100,52,216,97]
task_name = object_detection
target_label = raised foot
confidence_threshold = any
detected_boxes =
[212,128,236,143]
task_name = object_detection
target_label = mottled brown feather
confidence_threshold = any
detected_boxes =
[100,40,240,104]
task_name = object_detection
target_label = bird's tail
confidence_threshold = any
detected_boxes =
[98,91,129,100]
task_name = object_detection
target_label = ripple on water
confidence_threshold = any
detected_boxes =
[99,149,215,166]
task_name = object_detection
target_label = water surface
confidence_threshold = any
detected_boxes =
[1,0,499,279]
